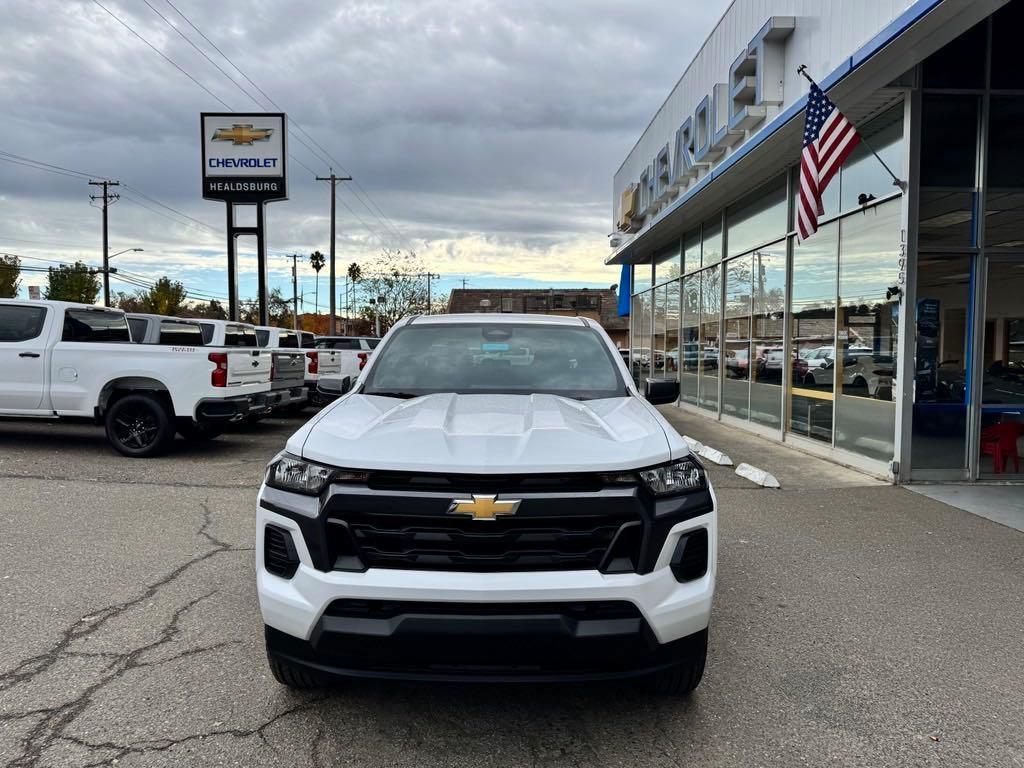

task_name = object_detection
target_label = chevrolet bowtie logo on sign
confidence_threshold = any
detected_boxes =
[447,494,521,521]
[212,124,275,145]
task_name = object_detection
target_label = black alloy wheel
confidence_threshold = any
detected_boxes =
[105,394,174,458]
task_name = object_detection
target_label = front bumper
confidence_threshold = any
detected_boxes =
[256,485,716,680]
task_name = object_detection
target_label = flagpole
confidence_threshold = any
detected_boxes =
[796,65,907,192]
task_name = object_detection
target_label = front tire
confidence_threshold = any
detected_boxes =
[267,655,324,690]
[648,628,707,696]
[105,393,174,458]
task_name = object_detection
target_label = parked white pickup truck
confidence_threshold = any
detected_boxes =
[254,326,341,406]
[312,335,378,403]
[0,300,272,456]
[127,313,206,346]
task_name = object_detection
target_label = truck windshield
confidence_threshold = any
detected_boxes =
[362,323,627,400]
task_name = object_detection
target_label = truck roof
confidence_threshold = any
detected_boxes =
[0,299,121,312]
[406,313,590,327]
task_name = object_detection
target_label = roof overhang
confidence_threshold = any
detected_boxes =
[607,0,1009,266]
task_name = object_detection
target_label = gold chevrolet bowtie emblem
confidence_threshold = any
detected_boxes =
[211,124,274,145]
[448,494,520,521]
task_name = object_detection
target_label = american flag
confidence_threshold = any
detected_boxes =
[797,83,860,242]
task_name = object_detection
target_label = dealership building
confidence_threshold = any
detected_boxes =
[609,0,1024,483]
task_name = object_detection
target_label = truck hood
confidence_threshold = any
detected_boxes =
[295,393,676,474]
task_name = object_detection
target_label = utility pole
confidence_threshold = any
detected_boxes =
[461,278,470,289]
[315,169,352,335]
[88,179,120,306]
[424,272,440,314]
[291,254,300,334]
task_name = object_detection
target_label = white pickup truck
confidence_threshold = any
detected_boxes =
[0,300,272,456]
[254,326,341,406]
[311,335,379,402]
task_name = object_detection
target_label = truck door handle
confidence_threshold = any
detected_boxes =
[19,352,40,358]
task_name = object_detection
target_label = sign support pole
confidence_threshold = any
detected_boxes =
[224,202,268,323]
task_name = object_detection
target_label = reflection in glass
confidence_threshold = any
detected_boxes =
[789,224,837,443]
[911,256,971,472]
[683,229,700,276]
[991,2,1024,89]
[652,284,668,380]
[723,255,752,419]
[630,293,644,384]
[750,242,786,427]
[653,241,682,285]
[727,175,787,257]
[702,216,722,268]
[978,260,1024,476]
[680,275,700,405]
[834,201,900,462]
[633,263,653,296]
[666,279,680,381]
[698,266,721,412]
[918,190,975,248]
[839,107,903,213]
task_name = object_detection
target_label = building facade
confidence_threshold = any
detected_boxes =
[609,0,1024,482]
[446,288,630,348]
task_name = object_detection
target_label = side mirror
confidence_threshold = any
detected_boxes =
[644,378,679,406]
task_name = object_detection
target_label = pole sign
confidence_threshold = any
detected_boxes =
[200,112,288,203]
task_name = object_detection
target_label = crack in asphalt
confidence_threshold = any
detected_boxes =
[66,697,328,768]
[0,471,260,490]
[1,501,255,767]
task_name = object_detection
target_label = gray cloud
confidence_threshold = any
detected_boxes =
[1,0,726,297]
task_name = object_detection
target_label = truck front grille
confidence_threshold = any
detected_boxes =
[322,481,643,573]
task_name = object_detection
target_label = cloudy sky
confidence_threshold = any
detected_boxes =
[0,0,726,308]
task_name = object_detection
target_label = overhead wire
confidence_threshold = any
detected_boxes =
[158,0,412,251]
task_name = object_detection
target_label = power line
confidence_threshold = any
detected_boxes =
[90,0,232,109]
[0,150,105,179]
[159,0,411,251]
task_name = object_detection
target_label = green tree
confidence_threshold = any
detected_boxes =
[140,277,188,316]
[309,250,325,315]
[0,254,21,298]
[189,299,227,320]
[45,262,100,304]
[239,288,292,327]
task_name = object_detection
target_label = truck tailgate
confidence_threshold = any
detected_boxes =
[314,349,342,377]
[227,349,272,386]
[271,351,305,387]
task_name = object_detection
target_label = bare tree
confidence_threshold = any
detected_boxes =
[354,250,429,334]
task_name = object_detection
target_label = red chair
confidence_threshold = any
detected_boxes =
[980,422,1023,474]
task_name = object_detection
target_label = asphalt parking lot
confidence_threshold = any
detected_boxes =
[1,411,1022,768]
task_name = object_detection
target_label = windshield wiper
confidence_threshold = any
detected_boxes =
[365,391,419,399]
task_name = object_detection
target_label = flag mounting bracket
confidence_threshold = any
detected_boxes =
[796,65,907,192]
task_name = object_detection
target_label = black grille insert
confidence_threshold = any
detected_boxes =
[323,599,642,621]
[264,524,299,578]
[670,528,708,582]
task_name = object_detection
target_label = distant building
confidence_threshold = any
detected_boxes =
[445,287,629,348]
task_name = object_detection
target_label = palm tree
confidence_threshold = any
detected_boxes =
[309,251,325,316]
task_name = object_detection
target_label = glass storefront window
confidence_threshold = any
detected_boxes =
[633,263,653,295]
[701,215,722,268]
[653,240,681,285]
[918,190,975,248]
[681,275,700,405]
[911,255,971,472]
[727,176,787,257]
[723,255,752,419]
[834,201,900,462]
[991,2,1024,90]
[652,283,668,379]
[750,241,786,427]
[790,224,838,443]
[630,293,644,384]
[920,95,979,188]
[698,266,721,411]
[921,19,986,89]
[978,259,1024,476]
[666,280,680,381]
[683,229,700,275]
[839,107,903,213]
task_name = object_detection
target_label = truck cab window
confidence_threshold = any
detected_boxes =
[62,310,131,343]
[0,306,47,342]
[159,321,204,346]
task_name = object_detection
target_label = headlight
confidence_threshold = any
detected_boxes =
[638,457,706,496]
[265,453,367,495]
